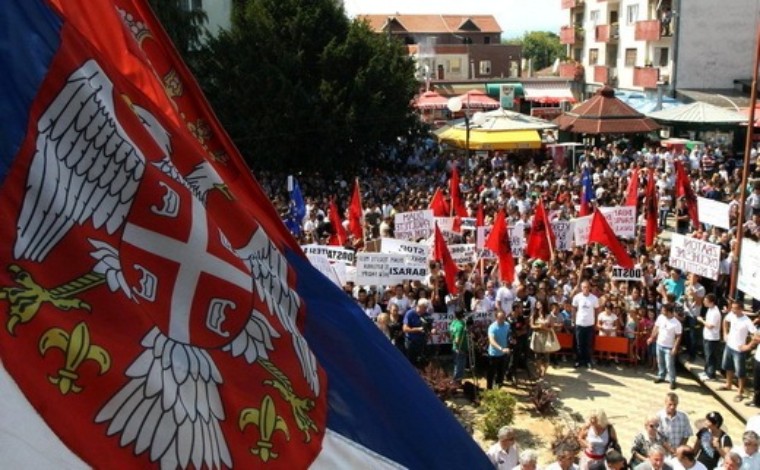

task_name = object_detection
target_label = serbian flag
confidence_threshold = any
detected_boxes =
[675,161,699,227]
[525,199,556,261]
[347,178,364,242]
[588,210,635,269]
[429,187,449,217]
[433,223,459,294]
[0,1,491,469]
[624,167,640,207]
[579,167,595,216]
[484,209,515,283]
[327,198,347,246]
[645,168,659,247]
[450,166,467,217]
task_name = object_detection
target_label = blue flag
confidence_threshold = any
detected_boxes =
[580,167,595,215]
[0,1,492,468]
[285,179,306,235]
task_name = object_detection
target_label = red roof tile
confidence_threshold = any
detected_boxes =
[554,87,661,134]
[358,14,502,34]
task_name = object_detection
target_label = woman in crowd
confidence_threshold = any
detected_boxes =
[629,415,672,468]
[578,409,619,470]
[529,300,557,378]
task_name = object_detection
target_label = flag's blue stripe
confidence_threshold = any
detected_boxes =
[291,252,492,469]
[0,0,61,184]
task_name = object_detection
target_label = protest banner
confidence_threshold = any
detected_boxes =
[461,217,477,231]
[697,197,730,229]
[305,253,343,287]
[381,237,430,265]
[476,225,524,259]
[355,253,428,286]
[449,244,476,265]
[552,220,574,251]
[301,244,355,265]
[669,233,720,280]
[434,217,456,233]
[739,239,760,299]
[428,311,495,345]
[394,210,434,241]
[574,206,635,245]
[611,266,643,281]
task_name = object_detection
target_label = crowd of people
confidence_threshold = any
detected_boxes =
[262,134,760,470]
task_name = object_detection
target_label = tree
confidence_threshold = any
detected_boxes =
[147,0,208,61]
[193,0,418,174]
[517,31,564,72]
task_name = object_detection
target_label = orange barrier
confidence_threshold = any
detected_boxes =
[553,332,634,364]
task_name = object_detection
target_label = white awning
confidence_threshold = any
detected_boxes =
[523,82,576,103]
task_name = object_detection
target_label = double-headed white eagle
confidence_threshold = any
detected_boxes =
[14,59,319,469]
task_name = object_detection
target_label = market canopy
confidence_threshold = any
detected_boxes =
[522,81,576,104]
[553,86,660,134]
[413,90,449,110]
[435,127,541,150]
[647,101,749,124]
[454,89,500,110]
[475,108,559,131]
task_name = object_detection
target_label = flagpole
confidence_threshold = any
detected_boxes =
[729,23,760,298]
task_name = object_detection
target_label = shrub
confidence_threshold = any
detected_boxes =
[530,380,558,415]
[419,363,459,401]
[479,389,517,440]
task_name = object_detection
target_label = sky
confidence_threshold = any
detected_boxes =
[342,0,566,39]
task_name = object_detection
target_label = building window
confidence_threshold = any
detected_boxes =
[484,36,491,44]
[590,10,600,24]
[589,48,599,65]
[626,5,638,25]
[479,60,492,75]
[447,58,462,74]
[625,48,637,67]
[655,47,669,66]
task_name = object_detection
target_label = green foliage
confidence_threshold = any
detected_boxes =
[479,389,517,440]
[147,0,208,60]
[193,0,418,174]
[520,31,564,71]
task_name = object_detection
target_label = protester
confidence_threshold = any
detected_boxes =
[487,311,512,389]
[578,410,618,470]
[648,304,682,390]
[692,412,732,470]
[658,393,693,449]
[630,415,673,468]
[721,300,757,402]
[728,430,760,470]
[634,445,672,470]
[486,426,521,470]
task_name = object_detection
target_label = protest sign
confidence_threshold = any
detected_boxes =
[394,210,434,241]
[381,238,430,265]
[434,217,456,233]
[669,233,720,280]
[305,253,343,287]
[448,244,476,265]
[552,220,574,251]
[477,224,524,259]
[697,197,730,229]
[461,217,477,231]
[301,244,355,265]
[574,206,636,245]
[355,253,428,286]
[739,239,760,299]
[611,266,643,281]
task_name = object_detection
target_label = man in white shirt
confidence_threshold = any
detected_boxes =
[722,300,757,401]
[683,274,705,361]
[648,304,682,389]
[486,426,520,470]
[544,444,579,470]
[671,445,707,470]
[572,281,600,368]
[728,431,760,470]
[698,294,722,381]
[496,282,516,315]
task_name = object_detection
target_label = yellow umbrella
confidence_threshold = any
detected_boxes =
[435,127,542,151]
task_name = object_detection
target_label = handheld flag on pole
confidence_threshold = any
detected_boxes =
[485,209,515,283]
[476,203,485,227]
[328,198,347,246]
[645,168,659,248]
[285,178,306,236]
[429,187,450,217]
[348,178,364,242]
[675,161,699,227]
[0,1,492,468]
[525,199,556,261]
[624,167,640,208]
[433,223,459,294]
[579,167,595,216]
[450,166,467,217]
[588,210,635,269]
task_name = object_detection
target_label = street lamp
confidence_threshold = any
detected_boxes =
[447,97,469,167]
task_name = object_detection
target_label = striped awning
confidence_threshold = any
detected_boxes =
[523,82,576,103]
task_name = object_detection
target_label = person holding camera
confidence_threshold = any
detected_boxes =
[487,311,512,389]
[403,298,433,368]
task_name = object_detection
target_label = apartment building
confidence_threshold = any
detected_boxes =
[559,0,760,98]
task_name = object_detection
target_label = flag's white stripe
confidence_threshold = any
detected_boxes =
[310,428,406,470]
[0,359,89,469]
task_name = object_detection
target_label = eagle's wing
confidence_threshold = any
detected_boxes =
[15,59,145,262]
[236,228,320,395]
[96,328,231,470]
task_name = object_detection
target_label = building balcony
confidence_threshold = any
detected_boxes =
[595,24,619,43]
[593,65,610,84]
[635,19,661,41]
[633,66,660,88]
[559,63,584,81]
[561,0,585,8]
[560,26,583,45]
